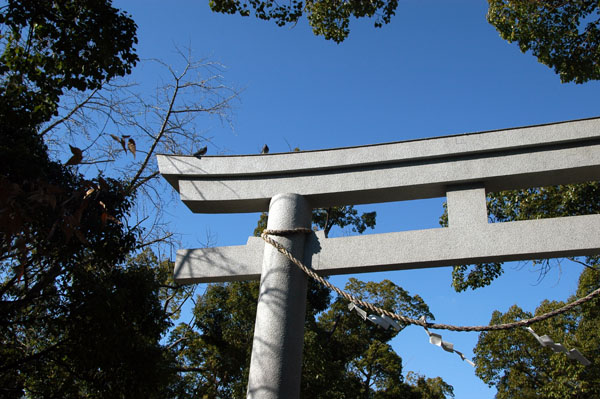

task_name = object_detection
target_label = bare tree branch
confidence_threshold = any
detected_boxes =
[39,88,100,137]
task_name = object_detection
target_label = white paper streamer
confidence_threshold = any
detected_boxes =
[367,314,390,329]
[381,314,402,331]
[420,316,475,367]
[348,302,367,320]
[347,304,590,369]
[348,307,473,367]
[348,304,401,331]
[525,327,590,366]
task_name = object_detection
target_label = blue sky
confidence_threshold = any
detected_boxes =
[115,1,599,397]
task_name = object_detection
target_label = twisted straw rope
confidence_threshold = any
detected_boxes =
[261,228,600,332]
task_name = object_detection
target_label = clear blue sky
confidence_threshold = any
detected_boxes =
[115,1,599,397]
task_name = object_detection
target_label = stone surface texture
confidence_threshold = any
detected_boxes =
[158,117,600,213]
[158,117,600,399]
[246,194,311,399]
[175,215,600,282]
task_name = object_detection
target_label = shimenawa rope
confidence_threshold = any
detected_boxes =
[261,228,600,332]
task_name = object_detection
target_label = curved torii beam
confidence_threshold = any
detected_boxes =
[157,117,600,399]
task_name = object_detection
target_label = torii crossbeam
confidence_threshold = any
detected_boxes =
[157,117,600,399]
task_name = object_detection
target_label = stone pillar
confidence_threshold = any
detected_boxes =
[247,193,311,399]
[446,184,488,227]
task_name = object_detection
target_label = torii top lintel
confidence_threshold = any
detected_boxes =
[158,117,600,284]
[157,117,600,214]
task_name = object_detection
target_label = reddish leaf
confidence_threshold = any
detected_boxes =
[110,134,121,143]
[106,214,122,225]
[46,184,64,195]
[27,189,45,203]
[110,134,127,152]
[15,264,24,282]
[74,203,86,223]
[97,176,108,191]
[70,145,81,154]
[84,187,95,199]
[61,223,74,242]
[47,221,58,240]
[73,228,88,244]
[101,211,108,226]
[65,145,83,166]
[46,193,57,209]
[127,138,136,158]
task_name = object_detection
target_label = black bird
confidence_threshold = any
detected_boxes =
[261,144,269,154]
[193,146,208,158]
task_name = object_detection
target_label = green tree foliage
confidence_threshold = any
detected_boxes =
[168,277,440,398]
[209,0,399,43]
[313,206,376,238]
[440,183,600,292]
[0,0,138,126]
[168,213,452,398]
[210,1,600,84]
[0,0,141,309]
[1,251,177,398]
[254,205,376,238]
[0,2,182,397]
[406,372,455,399]
[473,267,600,398]
[487,0,600,84]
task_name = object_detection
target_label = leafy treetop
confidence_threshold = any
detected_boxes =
[0,0,138,126]
[210,0,600,84]
[473,267,600,398]
[487,0,600,84]
[440,183,600,292]
[209,0,399,43]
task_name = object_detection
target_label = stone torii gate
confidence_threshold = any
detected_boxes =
[157,117,600,399]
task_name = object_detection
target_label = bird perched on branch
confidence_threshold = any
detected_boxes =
[193,146,208,158]
[261,144,269,154]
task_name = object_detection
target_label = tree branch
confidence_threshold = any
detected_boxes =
[126,64,185,194]
[568,257,599,272]
[39,88,100,137]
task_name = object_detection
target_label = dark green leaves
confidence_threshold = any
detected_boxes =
[473,268,600,398]
[170,209,447,397]
[173,277,439,398]
[0,0,139,126]
[442,183,600,291]
[209,0,400,43]
[0,2,148,397]
[450,262,504,293]
[487,0,600,83]
[313,205,376,238]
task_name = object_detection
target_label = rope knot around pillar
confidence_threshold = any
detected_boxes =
[262,228,314,236]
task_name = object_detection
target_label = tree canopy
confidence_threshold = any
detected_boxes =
[0,3,452,390]
[168,276,453,398]
[168,212,454,398]
[473,267,600,398]
[209,1,600,84]
[5,0,599,397]
[440,183,600,292]
[487,0,600,84]
[0,0,138,127]
[209,0,399,43]
[0,2,178,397]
